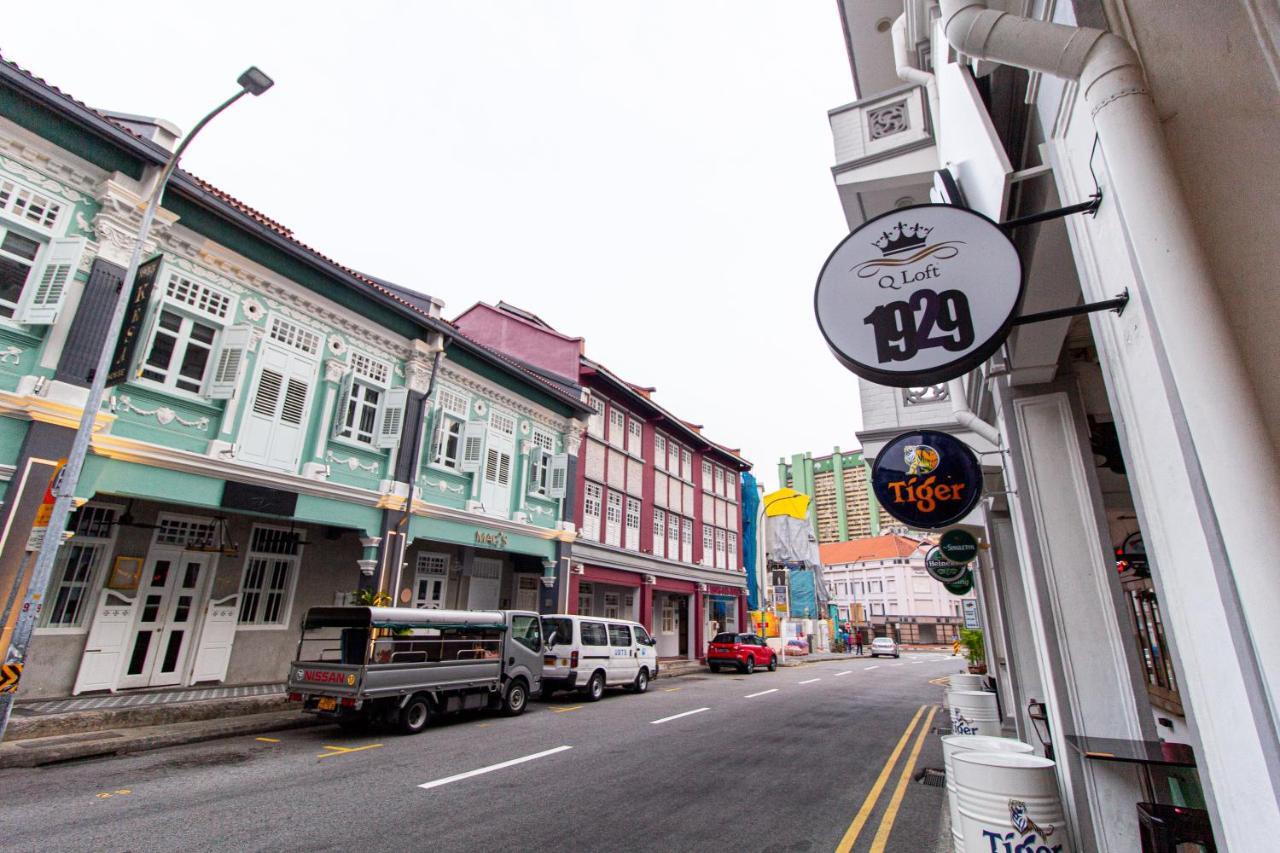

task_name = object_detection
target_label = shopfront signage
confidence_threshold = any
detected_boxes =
[944,573,974,596]
[474,529,509,549]
[106,255,164,387]
[871,431,983,529]
[962,599,981,629]
[939,528,980,563]
[814,204,1023,387]
[925,547,968,583]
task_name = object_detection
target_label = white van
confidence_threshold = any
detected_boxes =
[539,614,658,700]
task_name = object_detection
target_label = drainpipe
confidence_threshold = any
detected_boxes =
[948,378,1001,446]
[891,14,940,128]
[938,0,1280,844]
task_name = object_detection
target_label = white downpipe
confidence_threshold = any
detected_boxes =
[938,0,1280,847]
[892,14,932,87]
[948,378,1001,446]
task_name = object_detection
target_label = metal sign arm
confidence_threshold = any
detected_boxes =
[1010,291,1129,326]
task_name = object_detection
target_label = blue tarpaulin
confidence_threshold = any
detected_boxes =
[742,472,760,609]
[788,567,819,619]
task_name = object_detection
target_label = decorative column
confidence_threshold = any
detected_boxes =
[357,536,381,583]
[302,358,348,480]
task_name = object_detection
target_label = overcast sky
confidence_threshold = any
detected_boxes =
[5,1,863,490]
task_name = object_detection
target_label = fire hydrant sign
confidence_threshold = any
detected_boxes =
[814,203,1023,387]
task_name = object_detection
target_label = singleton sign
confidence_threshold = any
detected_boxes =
[814,203,1023,387]
[871,430,983,529]
[939,528,980,564]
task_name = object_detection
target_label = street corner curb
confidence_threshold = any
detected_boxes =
[0,709,324,770]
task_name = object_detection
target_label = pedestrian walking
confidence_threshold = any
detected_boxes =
[855,631,864,656]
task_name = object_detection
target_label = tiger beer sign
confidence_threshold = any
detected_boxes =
[871,430,982,529]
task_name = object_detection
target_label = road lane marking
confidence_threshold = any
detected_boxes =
[95,789,132,800]
[650,707,710,725]
[891,663,905,667]
[552,705,584,713]
[418,745,573,790]
[745,688,778,698]
[870,705,940,852]
[662,687,682,693]
[865,665,879,670]
[834,705,927,853]
[255,737,281,743]
[798,678,820,684]
[928,677,950,686]
[318,743,383,759]
[835,670,853,677]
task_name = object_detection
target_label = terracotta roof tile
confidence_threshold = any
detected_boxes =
[819,534,927,565]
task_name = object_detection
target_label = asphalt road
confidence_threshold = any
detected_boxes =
[0,653,960,853]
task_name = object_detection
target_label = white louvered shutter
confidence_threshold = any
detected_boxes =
[331,370,355,439]
[17,236,85,324]
[205,324,253,399]
[375,386,409,449]
[238,344,316,472]
[460,420,486,472]
[526,447,545,495]
[549,453,569,499]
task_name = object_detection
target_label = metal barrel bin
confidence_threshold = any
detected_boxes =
[942,735,1035,852]
[952,751,1071,852]
[948,690,1001,736]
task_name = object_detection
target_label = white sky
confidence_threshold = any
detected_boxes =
[5,1,864,490]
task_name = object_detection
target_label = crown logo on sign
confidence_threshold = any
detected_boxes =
[873,221,932,256]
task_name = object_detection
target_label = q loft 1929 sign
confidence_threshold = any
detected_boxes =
[871,430,982,530]
[814,204,1023,387]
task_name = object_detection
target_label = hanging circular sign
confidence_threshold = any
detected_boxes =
[814,203,1023,387]
[939,528,980,564]
[871,430,983,529]
[925,547,969,583]
[944,572,974,596]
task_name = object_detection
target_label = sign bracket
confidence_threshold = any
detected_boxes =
[999,191,1102,232]
[1011,290,1129,327]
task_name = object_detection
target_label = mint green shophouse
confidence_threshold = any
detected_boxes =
[0,57,590,700]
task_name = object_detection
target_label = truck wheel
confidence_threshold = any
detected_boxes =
[631,668,649,694]
[582,671,606,702]
[396,695,431,735]
[502,679,529,716]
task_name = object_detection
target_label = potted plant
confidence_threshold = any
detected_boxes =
[960,628,987,674]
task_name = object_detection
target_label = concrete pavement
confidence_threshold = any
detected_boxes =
[0,652,965,852]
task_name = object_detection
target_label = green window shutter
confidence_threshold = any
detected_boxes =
[17,236,86,325]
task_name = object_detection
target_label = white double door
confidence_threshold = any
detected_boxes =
[118,549,216,689]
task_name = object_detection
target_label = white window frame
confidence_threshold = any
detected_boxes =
[0,175,64,231]
[578,582,594,616]
[681,448,692,481]
[37,503,122,633]
[715,528,727,570]
[430,410,465,471]
[661,600,676,634]
[701,459,712,491]
[0,224,43,322]
[605,490,623,547]
[702,524,714,567]
[666,513,680,561]
[608,406,626,448]
[586,394,604,438]
[527,429,557,498]
[627,418,643,458]
[236,524,304,629]
[138,306,222,396]
[582,482,603,542]
[667,441,680,476]
[625,497,641,550]
[727,531,738,570]
[603,592,621,619]
[654,433,667,471]
[681,517,693,564]
[652,508,666,557]
[336,350,393,448]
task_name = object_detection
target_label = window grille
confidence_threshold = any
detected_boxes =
[268,316,321,354]
[156,517,217,547]
[438,386,469,417]
[0,178,62,229]
[417,552,450,575]
[489,409,516,436]
[350,351,390,385]
[165,272,232,320]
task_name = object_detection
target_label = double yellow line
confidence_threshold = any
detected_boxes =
[834,703,939,853]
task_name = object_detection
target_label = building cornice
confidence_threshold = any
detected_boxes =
[571,540,748,588]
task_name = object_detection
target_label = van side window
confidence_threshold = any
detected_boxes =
[511,615,542,652]
[608,624,631,646]
[542,617,572,647]
[580,621,608,646]
[633,625,653,645]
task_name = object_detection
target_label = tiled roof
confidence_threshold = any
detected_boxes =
[820,534,927,565]
[0,52,588,414]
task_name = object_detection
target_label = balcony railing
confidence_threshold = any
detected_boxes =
[828,83,934,175]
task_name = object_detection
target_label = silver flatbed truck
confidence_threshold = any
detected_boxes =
[286,606,546,734]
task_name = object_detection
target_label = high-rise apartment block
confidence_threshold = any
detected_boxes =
[777,448,880,544]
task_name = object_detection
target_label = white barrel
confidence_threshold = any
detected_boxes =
[949,690,1001,736]
[952,751,1071,853]
[948,673,987,692]
[942,736,1035,853]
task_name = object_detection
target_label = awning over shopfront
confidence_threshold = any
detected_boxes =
[408,513,557,562]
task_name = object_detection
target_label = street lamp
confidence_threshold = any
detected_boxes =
[0,68,274,742]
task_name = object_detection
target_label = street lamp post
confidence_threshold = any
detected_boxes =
[0,68,273,742]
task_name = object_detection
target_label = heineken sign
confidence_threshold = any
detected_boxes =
[925,547,968,583]
[814,204,1023,387]
[871,430,983,529]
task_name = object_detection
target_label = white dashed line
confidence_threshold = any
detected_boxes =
[892,663,905,667]
[745,688,778,698]
[650,708,710,725]
[798,678,821,684]
[418,746,572,790]
[835,670,853,677]
[865,665,879,670]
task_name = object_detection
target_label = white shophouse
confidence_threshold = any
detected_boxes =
[825,0,1280,849]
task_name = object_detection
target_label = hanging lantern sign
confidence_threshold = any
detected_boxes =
[814,203,1023,387]
[944,573,975,596]
[926,547,969,583]
[871,430,983,529]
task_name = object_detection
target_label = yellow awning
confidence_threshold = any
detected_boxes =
[763,487,810,520]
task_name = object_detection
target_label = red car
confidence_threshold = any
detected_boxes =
[707,632,778,674]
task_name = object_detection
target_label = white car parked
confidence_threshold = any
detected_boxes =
[870,636,900,658]
[539,615,658,700]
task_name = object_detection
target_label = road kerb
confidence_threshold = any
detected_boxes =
[833,704,927,853]
[869,705,940,852]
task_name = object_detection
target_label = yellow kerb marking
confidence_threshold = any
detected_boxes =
[552,705,583,713]
[255,737,281,743]
[869,705,939,852]
[662,687,681,693]
[834,705,926,853]
[317,743,383,759]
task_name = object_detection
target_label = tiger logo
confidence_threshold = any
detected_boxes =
[904,444,940,475]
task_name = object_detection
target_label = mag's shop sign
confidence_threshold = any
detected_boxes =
[814,204,1023,387]
[872,430,983,529]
